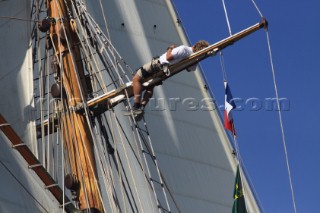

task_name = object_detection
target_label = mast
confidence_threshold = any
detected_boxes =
[47,0,103,212]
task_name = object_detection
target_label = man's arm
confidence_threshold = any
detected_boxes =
[166,45,176,61]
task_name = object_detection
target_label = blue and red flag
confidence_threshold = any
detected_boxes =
[224,81,236,136]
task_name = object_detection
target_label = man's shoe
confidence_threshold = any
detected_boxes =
[134,110,144,122]
[124,107,143,119]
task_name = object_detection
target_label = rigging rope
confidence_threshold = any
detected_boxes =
[250,0,263,18]
[221,0,232,36]
[265,31,297,213]
[219,51,228,81]
[246,0,297,211]
[113,111,146,213]
[0,16,39,22]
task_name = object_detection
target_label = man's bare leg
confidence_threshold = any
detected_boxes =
[141,87,154,108]
[133,74,142,108]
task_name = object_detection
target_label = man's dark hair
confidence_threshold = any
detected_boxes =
[193,40,209,52]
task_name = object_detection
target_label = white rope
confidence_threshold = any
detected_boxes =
[107,111,128,212]
[92,124,118,213]
[98,0,112,41]
[70,0,109,93]
[219,51,228,81]
[250,0,263,18]
[221,0,232,36]
[265,31,297,213]
[113,111,146,213]
[0,15,39,22]
[46,49,51,171]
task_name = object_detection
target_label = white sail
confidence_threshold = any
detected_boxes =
[0,0,261,212]
[0,1,60,212]
[86,0,260,212]
[0,0,37,154]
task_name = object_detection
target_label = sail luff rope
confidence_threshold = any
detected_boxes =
[265,31,297,213]
[221,0,232,36]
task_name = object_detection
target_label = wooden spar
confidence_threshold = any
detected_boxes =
[48,0,103,212]
[0,114,79,213]
[86,18,268,113]
[36,18,268,136]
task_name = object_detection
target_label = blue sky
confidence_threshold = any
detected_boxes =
[173,0,320,212]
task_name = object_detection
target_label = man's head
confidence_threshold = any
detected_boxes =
[193,40,209,52]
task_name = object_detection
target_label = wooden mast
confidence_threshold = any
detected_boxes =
[48,0,103,212]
